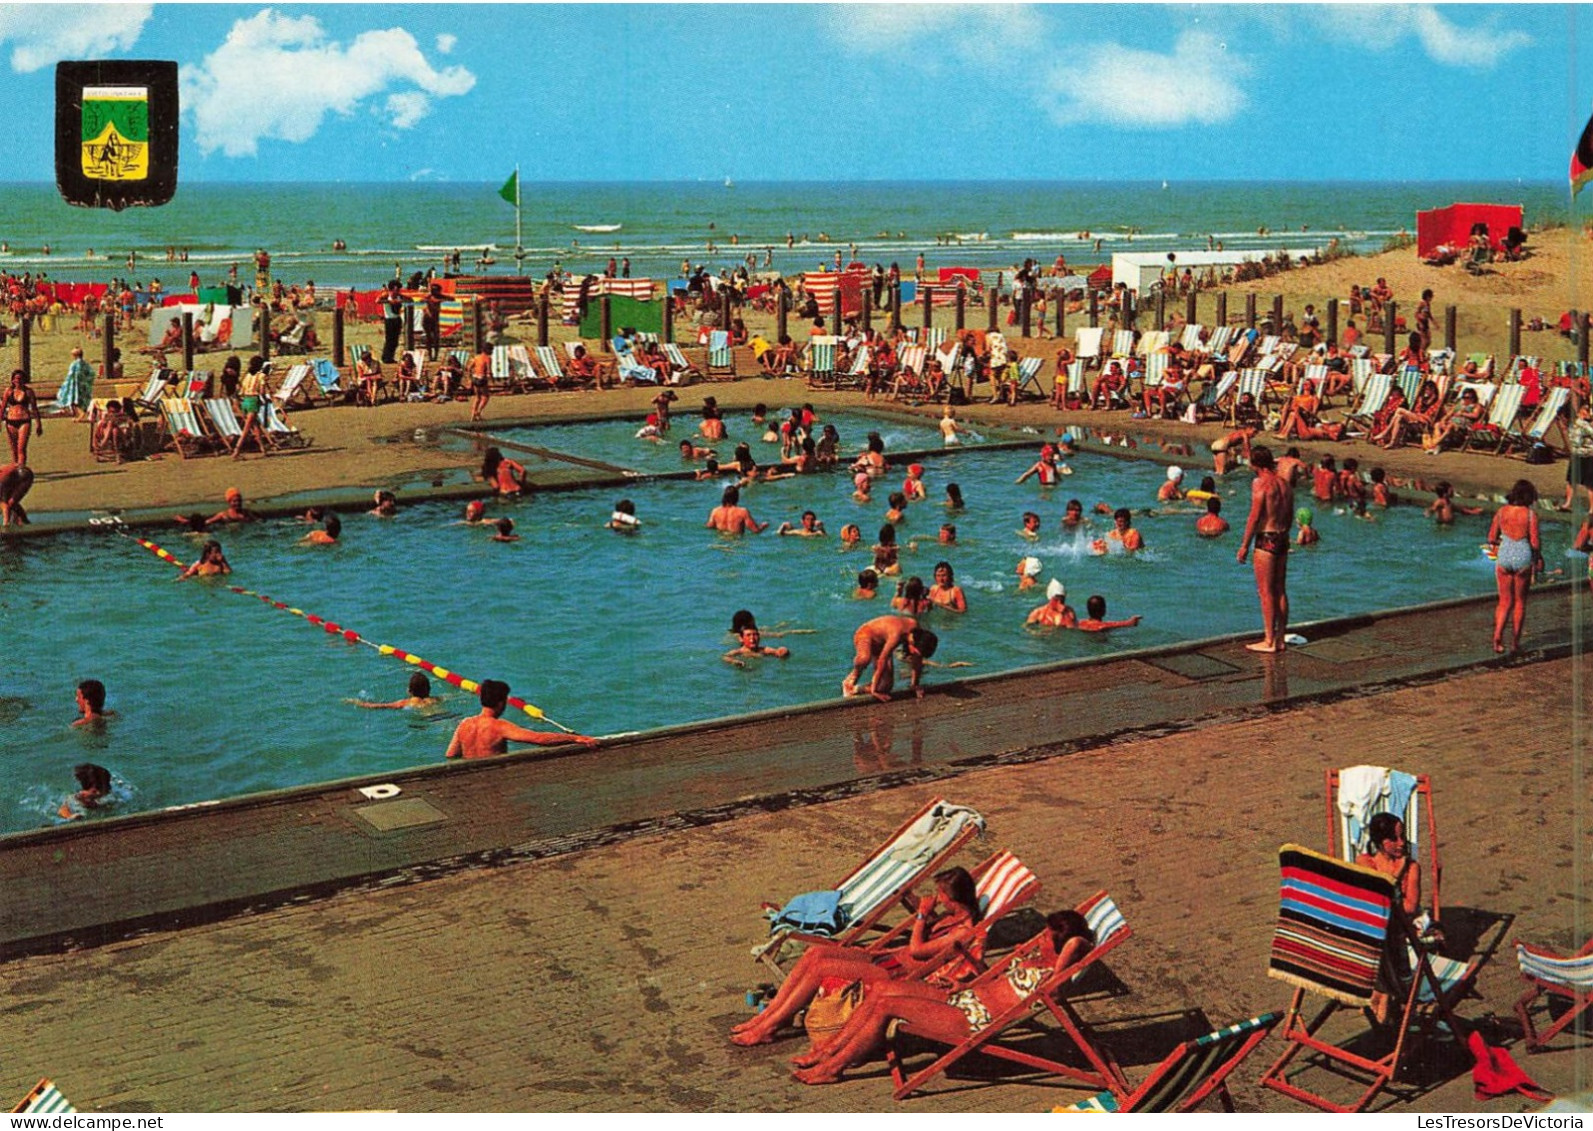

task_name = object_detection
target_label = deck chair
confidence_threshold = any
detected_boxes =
[1014,356,1046,400]
[1396,367,1423,406]
[1502,386,1570,457]
[860,850,1040,979]
[312,358,345,402]
[1298,363,1329,399]
[662,342,702,383]
[837,345,871,390]
[1137,352,1168,400]
[921,326,948,353]
[11,1079,75,1115]
[179,370,213,399]
[1060,359,1089,407]
[707,330,735,379]
[1192,372,1236,422]
[202,397,261,453]
[272,363,314,408]
[806,337,839,389]
[1507,356,1541,382]
[1203,324,1236,359]
[896,344,927,381]
[1461,382,1527,454]
[260,400,309,448]
[1466,354,1495,380]
[613,344,662,385]
[1075,327,1104,365]
[1054,1012,1282,1113]
[753,798,985,976]
[533,345,569,387]
[159,397,217,459]
[1109,329,1136,361]
[1234,370,1268,419]
[1258,334,1281,357]
[1349,357,1377,398]
[1346,372,1393,432]
[1453,380,1496,409]
[1260,844,1478,1113]
[1326,766,1440,920]
[887,890,1132,1101]
[1179,323,1206,352]
[1515,939,1593,1050]
[491,345,532,392]
[134,368,173,410]
[1135,330,1169,357]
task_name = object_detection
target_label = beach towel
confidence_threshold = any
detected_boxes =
[1336,764,1388,855]
[1269,844,1394,1007]
[835,802,984,923]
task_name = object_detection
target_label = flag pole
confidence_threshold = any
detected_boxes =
[514,164,523,265]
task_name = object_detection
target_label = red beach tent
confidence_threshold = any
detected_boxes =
[1415,203,1522,259]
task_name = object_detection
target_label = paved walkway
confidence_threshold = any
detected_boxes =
[1,650,1587,1112]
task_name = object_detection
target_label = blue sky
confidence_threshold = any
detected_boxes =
[0,3,1586,183]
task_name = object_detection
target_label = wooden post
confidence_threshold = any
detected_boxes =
[1385,301,1399,356]
[1089,290,1099,329]
[332,305,345,368]
[1271,294,1284,331]
[720,289,733,337]
[17,315,29,380]
[258,303,270,362]
[860,289,872,334]
[1154,289,1165,332]
[1508,308,1521,360]
[537,293,550,348]
[986,288,998,333]
[103,313,116,382]
[1215,292,1228,327]
[403,301,414,352]
[1444,305,1457,352]
[954,286,965,331]
[472,298,485,354]
[1185,290,1196,327]
[888,282,901,334]
[1580,313,1590,370]
[599,294,612,350]
[182,311,195,371]
[1055,290,1065,339]
[1244,293,1256,330]
[922,286,933,331]
[1019,292,1032,339]
[1326,299,1339,347]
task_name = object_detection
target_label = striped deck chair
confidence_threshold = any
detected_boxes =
[159,397,215,459]
[1192,372,1236,422]
[1135,330,1169,357]
[1507,356,1542,382]
[614,345,661,385]
[1063,359,1089,406]
[753,798,985,975]
[859,850,1040,978]
[1427,349,1455,376]
[180,370,214,399]
[260,400,308,448]
[534,345,568,386]
[12,1079,75,1114]
[662,342,702,383]
[887,890,1133,1101]
[805,336,838,389]
[923,326,949,353]
[1515,939,1593,1050]
[836,345,871,390]
[1453,379,1497,409]
[1326,766,1440,920]
[1258,334,1281,356]
[934,340,962,382]
[1234,370,1268,418]
[202,397,259,453]
[1467,353,1495,380]
[491,345,530,392]
[1298,363,1329,398]
[1108,329,1136,360]
[312,359,345,402]
[1179,323,1206,352]
[706,330,735,379]
[1260,845,1476,1113]
[1137,351,1168,399]
[1204,324,1236,358]
[1503,385,1570,458]
[1396,367,1423,406]
[1075,326,1105,364]
[1014,355,1045,399]
[1349,357,1377,398]
[1461,382,1526,453]
[272,362,314,408]
[1345,372,1393,432]
[896,343,926,381]
[134,368,173,410]
[1054,1013,1282,1113]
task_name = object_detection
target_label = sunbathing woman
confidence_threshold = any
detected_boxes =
[730,867,986,1047]
[480,446,527,497]
[1356,812,1420,917]
[1372,378,1441,450]
[791,909,1095,1084]
[1423,387,1484,452]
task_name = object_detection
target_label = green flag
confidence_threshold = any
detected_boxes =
[498,170,518,205]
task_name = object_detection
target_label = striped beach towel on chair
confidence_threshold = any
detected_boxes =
[1269,844,1394,1007]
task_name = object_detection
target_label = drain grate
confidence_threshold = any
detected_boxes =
[351,797,449,832]
[1146,652,1243,681]
[1292,638,1386,664]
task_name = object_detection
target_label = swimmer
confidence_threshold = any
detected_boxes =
[903,464,927,502]
[491,517,520,542]
[482,447,528,497]
[348,672,443,710]
[608,499,642,532]
[302,513,341,546]
[59,762,114,820]
[944,483,964,511]
[1071,594,1142,632]
[71,679,114,728]
[1369,467,1396,508]
[1296,506,1319,546]
[840,523,862,548]
[872,524,902,576]
[926,561,967,613]
[635,413,664,442]
[885,491,909,524]
[1425,481,1482,525]
[461,500,488,525]
[1195,496,1229,537]
[852,471,873,503]
[723,626,790,667]
[1061,498,1087,530]
[679,438,715,461]
[1018,511,1042,540]
[694,458,723,481]
[841,615,938,701]
[369,490,398,517]
[176,487,258,529]
[444,679,599,759]
[779,510,827,537]
[1016,555,1042,590]
[178,538,232,577]
[854,569,880,599]
[1106,508,1144,552]
[1158,465,1186,503]
[706,485,767,534]
[1016,445,1067,487]
[1025,579,1076,628]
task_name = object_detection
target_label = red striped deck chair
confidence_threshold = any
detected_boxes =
[1260,844,1476,1113]
[1326,766,1441,920]
[754,798,985,976]
[1054,1012,1281,1113]
[1515,939,1593,1051]
[887,891,1132,1101]
[12,1079,75,1114]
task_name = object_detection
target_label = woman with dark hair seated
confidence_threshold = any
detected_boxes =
[730,867,985,1047]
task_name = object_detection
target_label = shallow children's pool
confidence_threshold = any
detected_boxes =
[0,430,1567,835]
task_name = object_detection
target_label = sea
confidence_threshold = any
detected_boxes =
[0,179,1569,291]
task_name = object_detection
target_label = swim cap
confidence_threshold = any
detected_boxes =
[909,464,924,476]
[465,500,485,517]
[1167,465,1184,482]
[1020,556,1042,577]
[225,487,242,502]
[1045,578,1066,600]
[1296,507,1313,526]
[854,471,870,490]
[1041,444,1055,457]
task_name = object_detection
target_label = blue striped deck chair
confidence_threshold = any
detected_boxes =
[1396,367,1423,406]
[1467,353,1495,380]
[887,890,1133,1101]
[1345,372,1392,431]
[805,336,838,389]
[1260,844,1474,1113]
[1015,355,1045,399]
[1453,379,1496,410]
[837,345,871,389]
[260,399,308,448]
[534,345,567,386]
[1326,766,1440,919]
[1179,323,1206,352]
[1109,329,1136,360]
[134,368,173,410]
[159,397,214,459]
[12,1079,75,1115]
[1503,385,1570,457]
[1055,1013,1282,1113]
[1349,357,1377,398]
[1258,334,1282,357]
[1299,363,1329,399]
[312,359,344,401]
[1203,324,1235,358]
[615,347,660,385]
[661,341,701,383]
[634,331,659,347]
[754,797,985,976]
[1461,382,1526,453]
[1192,371,1235,421]
[706,330,735,379]
[1515,939,1593,1050]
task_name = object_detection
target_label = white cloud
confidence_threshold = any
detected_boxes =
[435,33,456,55]
[1313,5,1530,68]
[182,9,476,157]
[0,4,152,73]
[826,4,1049,70]
[1045,31,1247,128]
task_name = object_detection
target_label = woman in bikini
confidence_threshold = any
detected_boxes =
[480,446,527,497]
[790,909,1095,1084]
[1487,479,1541,654]
[730,867,986,1048]
[1356,812,1420,916]
[4,369,42,466]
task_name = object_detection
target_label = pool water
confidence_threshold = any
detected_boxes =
[0,441,1571,836]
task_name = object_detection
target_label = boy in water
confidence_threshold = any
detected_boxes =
[1018,511,1042,540]
[1369,467,1396,508]
[444,680,599,759]
[1072,594,1142,632]
[1296,507,1320,546]
[723,626,790,667]
[59,763,113,820]
[302,512,341,545]
[72,679,114,728]
[853,569,880,599]
[491,517,520,542]
[349,672,442,710]
[1425,481,1482,525]
[779,510,827,537]
[1340,457,1368,517]
[1195,496,1229,537]
[1106,507,1144,552]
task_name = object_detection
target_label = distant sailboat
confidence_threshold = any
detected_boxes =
[1161,180,1169,190]
[724,177,735,189]
[573,224,622,234]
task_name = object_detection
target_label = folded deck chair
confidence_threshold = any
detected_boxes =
[1326,766,1440,920]
[1515,939,1593,1050]
[887,890,1132,1101]
[12,1079,75,1115]
[159,398,216,459]
[1260,844,1477,1113]
[861,849,1041,977]
[707,330,736,379]
[662,342,702,383]
[806,336,838,389]
[1461,382,1526,454]
[1054,1012,1282,1113]
[260,400,309,448]
[754,798,985,976]
[1503,386,1570,457]
[1075,327,1104,363]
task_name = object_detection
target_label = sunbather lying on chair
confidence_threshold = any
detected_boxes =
[790,909,1094,1084]
[731,866,985,1047]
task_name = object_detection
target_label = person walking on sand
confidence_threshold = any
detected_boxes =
[1237,445,1293,653]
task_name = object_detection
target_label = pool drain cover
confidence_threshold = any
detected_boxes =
[351,797,449,832]
[1146,653,1241,681]
[1291,638,1384,664]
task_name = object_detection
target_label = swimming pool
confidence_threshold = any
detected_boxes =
[0,435,1571,835]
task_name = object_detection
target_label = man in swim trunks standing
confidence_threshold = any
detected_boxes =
[1237,445,1293,653]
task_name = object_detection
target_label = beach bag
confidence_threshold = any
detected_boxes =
[803,978,864,1041]
[1526,443,1553,465]
[770,890,846,936]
